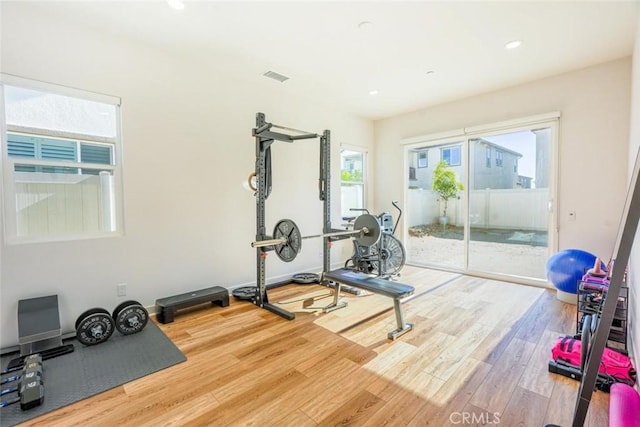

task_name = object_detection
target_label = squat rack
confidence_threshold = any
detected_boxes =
[252,112,341,320]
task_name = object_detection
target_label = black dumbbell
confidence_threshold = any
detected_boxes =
[16,354,43,389]
[18,370,42,392]
[0,355,45,411]
[75,308,115,346]
[19,377,44,410]
[22,354,42,371]
[112,300,148,335]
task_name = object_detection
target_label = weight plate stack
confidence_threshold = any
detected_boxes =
[292,273,319,284]
[75,308,115,346]
[112,300,149,335]
[232,286,257,301]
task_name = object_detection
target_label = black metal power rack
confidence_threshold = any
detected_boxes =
[252,112,336,320]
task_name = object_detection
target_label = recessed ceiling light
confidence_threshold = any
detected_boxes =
[166,0,185,10]
[504,40,522,50]
[369,90,379,96]
[425,70,435,75]
[358,21,373,30]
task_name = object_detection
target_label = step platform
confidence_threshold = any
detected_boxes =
[155,286,229,324]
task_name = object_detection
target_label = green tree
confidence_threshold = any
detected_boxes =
[432,160,464,217]
[341,169,363,182]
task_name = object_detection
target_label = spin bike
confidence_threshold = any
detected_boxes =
[343,201,406,278]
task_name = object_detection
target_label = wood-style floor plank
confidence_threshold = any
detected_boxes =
[468,337,537,413]
[17,265,609,427]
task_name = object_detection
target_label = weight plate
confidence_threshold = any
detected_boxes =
[75,307,110,330]
[273,219,302,262]
[232,286,257,301]
[353,214,381,247]
[292,273,319,284]
[76,308,115,346]
[113,300,149,335]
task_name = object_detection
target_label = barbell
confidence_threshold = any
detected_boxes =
[251,214,381,262]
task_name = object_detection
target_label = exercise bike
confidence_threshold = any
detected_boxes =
[343,201,406,278]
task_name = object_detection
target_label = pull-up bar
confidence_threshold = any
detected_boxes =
[253,121,319,142]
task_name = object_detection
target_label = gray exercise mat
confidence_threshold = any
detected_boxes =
[0,321,186,426]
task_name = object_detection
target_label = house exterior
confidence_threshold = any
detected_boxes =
[408,138,530,190]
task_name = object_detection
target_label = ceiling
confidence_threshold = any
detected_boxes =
[22,1,640,120]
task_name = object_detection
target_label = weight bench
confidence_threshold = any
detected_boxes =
[155,286,229,324]
[323,268,415,340]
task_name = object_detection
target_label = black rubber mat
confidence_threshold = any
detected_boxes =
[0,321,186,426]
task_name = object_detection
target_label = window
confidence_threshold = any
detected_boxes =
[441,146,461,166]
[486,147,491,168]
[496,150,504,167]
[8,134,113,174]
[409,167,417,181]
[340,149,366,218]
[1,78,122,243]
[417,151,427,168]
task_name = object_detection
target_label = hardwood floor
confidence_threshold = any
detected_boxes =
[20,266,608,426]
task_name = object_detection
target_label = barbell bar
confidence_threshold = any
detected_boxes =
[251,214,381,262]
[251,228,369,248]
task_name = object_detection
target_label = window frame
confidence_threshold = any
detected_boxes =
[1,75,124,244]
[340,146,367,218]
[496,150,504,167]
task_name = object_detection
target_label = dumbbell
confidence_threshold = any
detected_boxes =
[19,354,43,390]
[19,376,44,410]
[0,354,44,411]
[22,354,42,370]
[1,354,42,386]
[19,354,44,410]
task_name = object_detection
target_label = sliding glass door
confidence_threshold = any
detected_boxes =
[467,128,551,280]
[405,118,556,283]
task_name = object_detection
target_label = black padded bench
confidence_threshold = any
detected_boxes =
[155,286,229,324]
[324,268,415,340]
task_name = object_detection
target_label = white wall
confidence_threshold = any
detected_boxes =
[0,3,373,348]
[375,58,631,264]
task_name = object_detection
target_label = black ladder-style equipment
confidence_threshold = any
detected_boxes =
[546,147,640,427]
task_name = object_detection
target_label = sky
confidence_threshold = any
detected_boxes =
[484,130,538,181]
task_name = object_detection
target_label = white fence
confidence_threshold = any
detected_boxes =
[408,187,549,231]
[15,172,114,237]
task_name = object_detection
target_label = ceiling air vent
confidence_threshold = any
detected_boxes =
[263,71,289,83]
